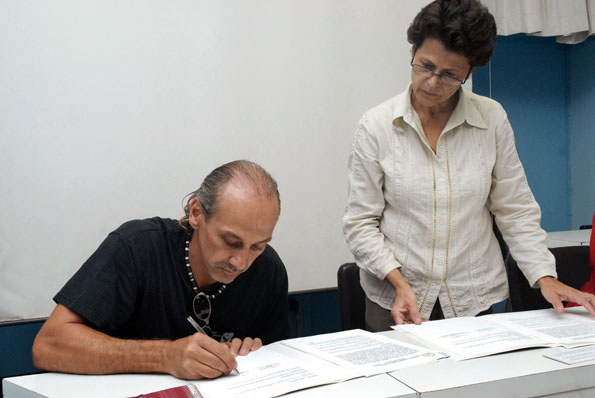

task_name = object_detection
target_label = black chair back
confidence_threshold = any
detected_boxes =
[337,262,366,330]
[506,246,591,312]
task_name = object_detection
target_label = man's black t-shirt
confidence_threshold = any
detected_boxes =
[54,217,290,344]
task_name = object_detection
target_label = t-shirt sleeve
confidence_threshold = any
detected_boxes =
[54,232,138,334]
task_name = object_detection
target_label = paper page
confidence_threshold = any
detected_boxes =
[487,309,595,347]
[194,344,360,398]
[280,329,443,376]
[395,316,549,360]
[543,345,595,365]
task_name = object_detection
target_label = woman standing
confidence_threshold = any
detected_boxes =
[343,0,595,330]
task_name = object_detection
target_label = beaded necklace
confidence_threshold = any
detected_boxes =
[185,238,226,299]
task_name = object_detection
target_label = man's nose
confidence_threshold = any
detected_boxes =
[229,248,250,271]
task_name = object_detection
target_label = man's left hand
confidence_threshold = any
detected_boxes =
[538,276,595,316]
[227,337,262,356]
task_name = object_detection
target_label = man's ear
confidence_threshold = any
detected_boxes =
[188,198,204,229]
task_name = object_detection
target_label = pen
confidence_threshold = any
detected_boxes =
[186,316,240,375]
[187,315,208,335]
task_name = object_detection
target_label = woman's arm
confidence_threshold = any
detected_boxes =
[343,117,402,280]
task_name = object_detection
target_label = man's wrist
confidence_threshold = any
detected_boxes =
[158,339,176,375]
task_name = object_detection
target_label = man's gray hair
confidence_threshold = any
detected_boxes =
[180,160,280,232]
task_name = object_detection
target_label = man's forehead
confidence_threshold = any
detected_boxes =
[219,228,272,245]
[217,182,279,214]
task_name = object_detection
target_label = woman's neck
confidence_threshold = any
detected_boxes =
[412,90,459,120]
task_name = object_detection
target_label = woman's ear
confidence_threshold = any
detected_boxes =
[465,66,474,82]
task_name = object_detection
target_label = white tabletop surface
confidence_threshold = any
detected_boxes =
[3,373,186,398]
[547,229,591,247]
[6,345,594,398]
[383,307,595,398]
[388,345,595,398]
[5,311,595,398]
[3,365,415,398]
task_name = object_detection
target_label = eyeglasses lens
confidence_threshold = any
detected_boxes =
[192,292,213,336]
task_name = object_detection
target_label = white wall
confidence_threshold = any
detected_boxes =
[0,0,430,321]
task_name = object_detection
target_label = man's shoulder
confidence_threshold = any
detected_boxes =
[254,245,286,270]
[240,244,287,283]
[112,217,183,240]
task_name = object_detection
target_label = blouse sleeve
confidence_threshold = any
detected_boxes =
[487,105,556,287]
[343,115,402,280]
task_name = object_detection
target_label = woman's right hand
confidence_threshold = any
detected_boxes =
[386,269,422,325]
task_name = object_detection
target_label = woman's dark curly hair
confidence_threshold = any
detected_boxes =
[407,0,497,67]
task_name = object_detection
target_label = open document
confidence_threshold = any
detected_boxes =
[193,343,360,398]
[281,329,444,376]
[394,307,595,361]
[192,329,443,398]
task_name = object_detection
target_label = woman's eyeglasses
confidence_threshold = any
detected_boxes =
[410,60,468,86]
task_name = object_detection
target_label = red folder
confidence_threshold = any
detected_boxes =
[128,384,202,398]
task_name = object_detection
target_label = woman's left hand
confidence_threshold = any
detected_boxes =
[538,276,595,316]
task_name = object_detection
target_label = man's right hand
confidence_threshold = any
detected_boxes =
[165,333,238,380]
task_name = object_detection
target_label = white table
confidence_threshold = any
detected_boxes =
[547,229,591,248]
[2,371,416,398]
[5,320,595,398]
[388,345,595,398]
[382,307,595,398]
[6,346,594,398]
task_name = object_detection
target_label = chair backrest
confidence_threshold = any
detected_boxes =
[492,214,509,261]
[337,262,366,330]
[506,246,591,312]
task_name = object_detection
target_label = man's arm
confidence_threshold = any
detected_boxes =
[32,304,238,380]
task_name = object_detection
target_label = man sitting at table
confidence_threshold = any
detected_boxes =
[32,160,290,380]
